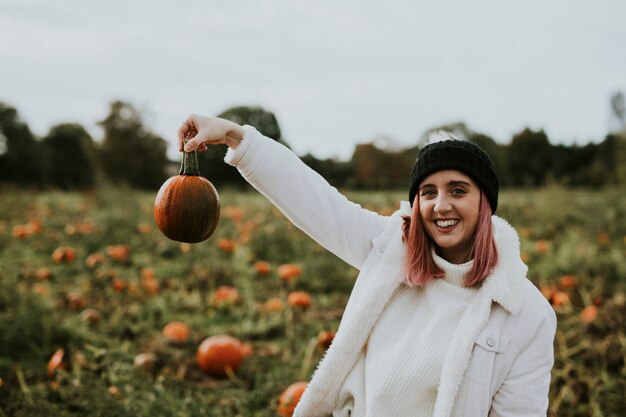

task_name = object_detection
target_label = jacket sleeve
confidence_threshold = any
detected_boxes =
[224,125,389,269]
[489,305,557,417]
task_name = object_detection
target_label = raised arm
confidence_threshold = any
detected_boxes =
[179,115,390,269]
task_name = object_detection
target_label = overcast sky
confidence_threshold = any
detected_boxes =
[1,0,625,161]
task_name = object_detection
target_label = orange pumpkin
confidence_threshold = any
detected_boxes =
[223,206,245,223]
[47,348,65,378]
[12,224,31,239]
[580,305,598,324]
[141,276,160,296]
[35,267,52,281]
[278,264,302,281]
[535,239,549,253]
[32,283,49,297]
[66,292,86,310]
[317,330,336,350]
[106,245,130,263]
[162,321,190,343]
[196,335,249,377]
[288,291,312,310]
[154,148,220,243]
[85,252,105,269]
[136,222,152,234]
[540,285,557,302]
[140,268,160,295]
[559,275,576,290]
[278,381,308,417]
[551,291,571,307]
[261,297,284,313]
[52,246,76,264]
[218,238,236,253]
[253,261,271,276]
[112,277,127,293]
[212,285,241,307]
[80,308,101,325]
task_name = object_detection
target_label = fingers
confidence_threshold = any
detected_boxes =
[178,118,198,152]
[177,115,225,152]
[184,136,205,153]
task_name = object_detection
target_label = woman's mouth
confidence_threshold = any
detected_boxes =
[435,219,459,231]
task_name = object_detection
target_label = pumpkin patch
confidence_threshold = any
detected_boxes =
[1,188,624,415]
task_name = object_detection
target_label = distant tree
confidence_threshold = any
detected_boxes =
[193,106,285,189]
[300,154,354,188]
[596,133,626,185]
[548,144,577,185]
[218,106,284,144]
[468,132,511,187]
[0,102,46,187]
[351,142,416,189]
[43,123,96,189]
[508,128,554,186]
[98,101,168,189]
[352,143,380,188]
[613,132,626,184]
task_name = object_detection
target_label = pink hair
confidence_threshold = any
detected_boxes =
[401,192,498,287]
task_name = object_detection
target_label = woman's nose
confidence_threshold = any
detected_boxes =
[434,195,452,213]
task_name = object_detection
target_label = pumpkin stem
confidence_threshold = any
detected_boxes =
[179,140,201,176]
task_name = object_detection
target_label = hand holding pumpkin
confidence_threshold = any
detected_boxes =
[154,115,244,243]
[154,125,221,243]
[178,115,245,153]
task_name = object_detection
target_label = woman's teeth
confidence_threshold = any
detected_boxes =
[435,219,459,227]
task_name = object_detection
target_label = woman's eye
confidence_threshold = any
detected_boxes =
[451,188,466,195]
[420,189,436,196]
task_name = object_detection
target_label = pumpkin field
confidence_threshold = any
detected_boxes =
[0,186,624,417]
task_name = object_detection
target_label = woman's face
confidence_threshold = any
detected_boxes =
[418,169,481,264]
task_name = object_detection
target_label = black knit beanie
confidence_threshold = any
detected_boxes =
[408,133,499,213]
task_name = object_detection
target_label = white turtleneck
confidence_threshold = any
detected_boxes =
[333,253,479,417]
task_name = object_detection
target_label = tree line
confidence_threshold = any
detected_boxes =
[1,97,625,191]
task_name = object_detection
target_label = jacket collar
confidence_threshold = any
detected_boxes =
[481,215,526,314]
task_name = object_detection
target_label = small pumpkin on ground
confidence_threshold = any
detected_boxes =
[287,291,312,310]
[162,321,190,343]
[47,348,66,378]
[196,335,251,377]
[278,381,308,417]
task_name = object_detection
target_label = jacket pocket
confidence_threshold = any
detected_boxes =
[465,331,511,386]
[453,333,511,416]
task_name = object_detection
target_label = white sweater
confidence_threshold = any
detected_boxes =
[334,254,478,417]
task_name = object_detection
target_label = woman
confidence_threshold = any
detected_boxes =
[178,115,556,417]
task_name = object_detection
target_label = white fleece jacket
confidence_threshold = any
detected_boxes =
[224,126,557,417]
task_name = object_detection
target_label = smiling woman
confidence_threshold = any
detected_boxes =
[421,172,482,261]
[177,115,556,417]
[418,173,481,263]
[402,135,501,288]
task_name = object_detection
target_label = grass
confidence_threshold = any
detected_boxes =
[0,186,624,416]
